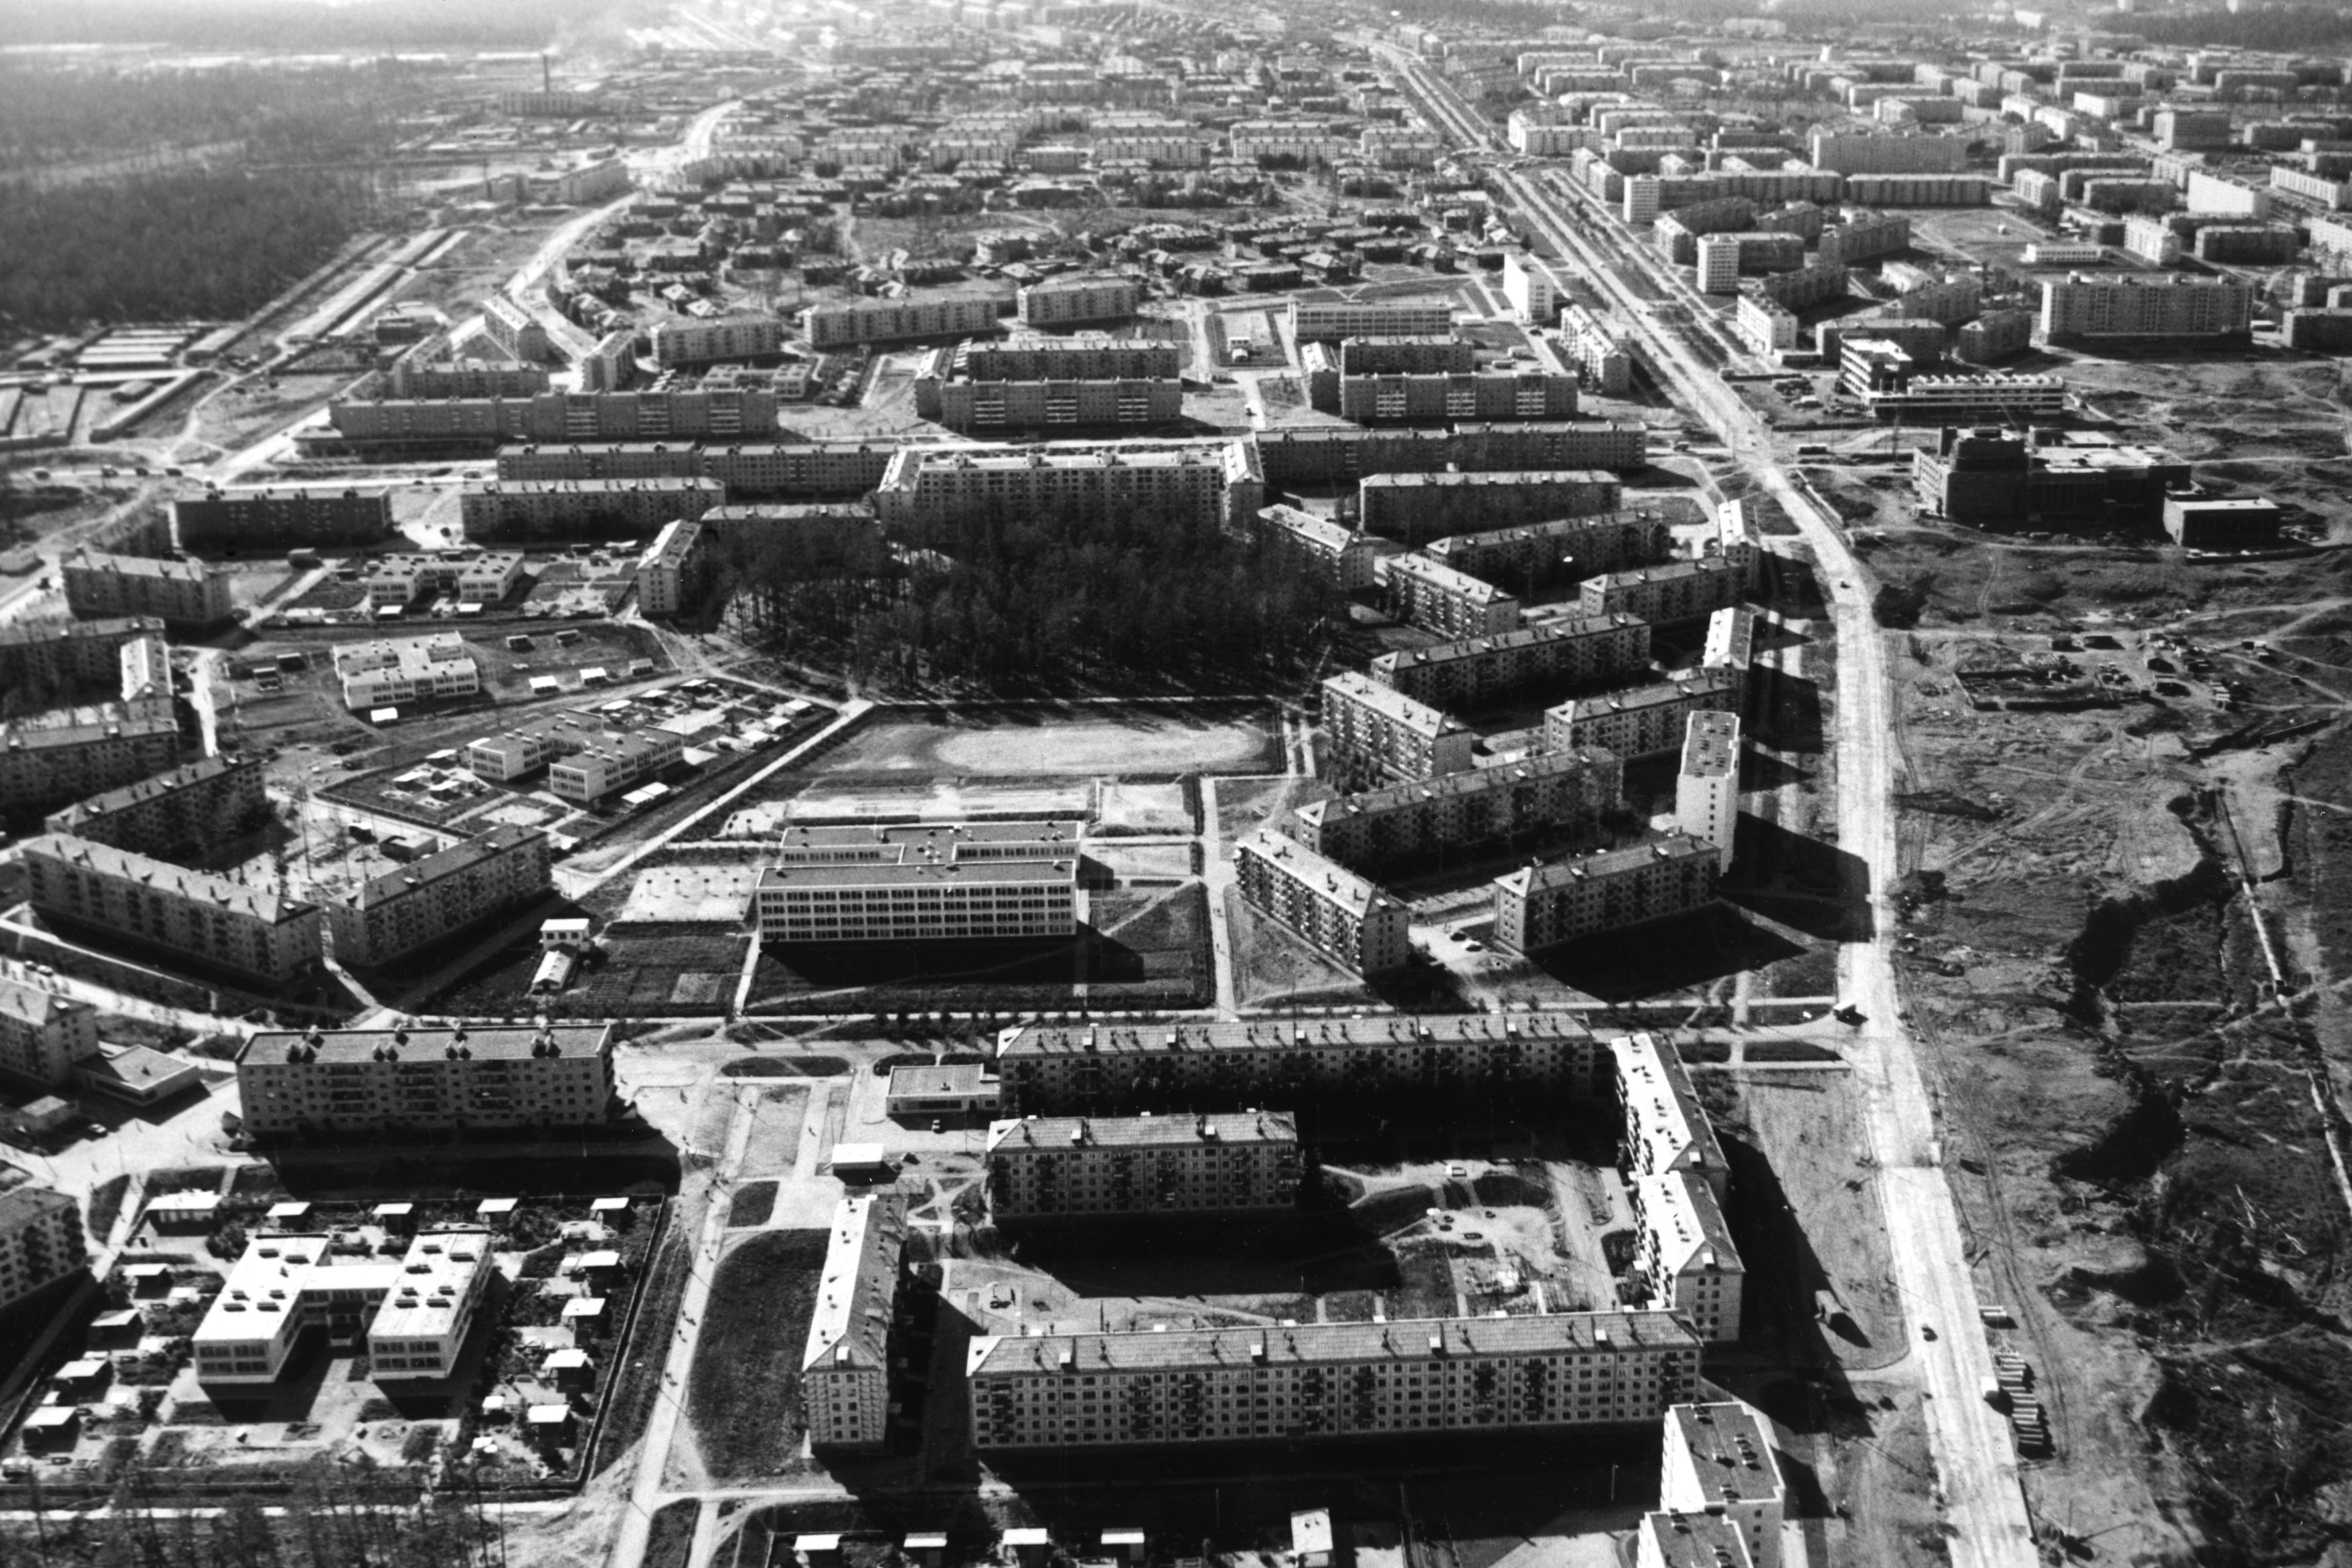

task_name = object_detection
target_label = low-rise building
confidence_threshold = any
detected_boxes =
[193,1229,495,1384]
[986,1111,1302,1221]
[61,551,235,630]
[637,518,712,617]
[1318,671,1476,788]
[1372,615,1652,712]
[1235,829,1411,977]
[172,488,395,551]
[335,635,479,709]
[25,834,321,985]
[0,978,99,1092]
[2164,493,2284,549]
[325,825,552,970]
[549,728,686,805]
[236,1023,615,1137]
[967,1311,1703,1449]
[886,1062,1002,1121]
[755,847,1079,944]
[0,1186,85,1312]
[1285,747,1623,873]
[1544,669,1741,760]
[804,1194,908,1452]
[1490,835,1720,954]
[43,753,267,861]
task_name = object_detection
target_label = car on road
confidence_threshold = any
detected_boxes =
[1921,1324,1937,1341]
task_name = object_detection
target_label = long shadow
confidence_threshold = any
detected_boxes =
[1749,617,1810,657]
[1723,817,1874,944]
[1759,552,1826,619]
[1526,905,1803,1000]
[1742,752,1815,793]
[1749,663,1824,753]
[1003,1214,1403,1299]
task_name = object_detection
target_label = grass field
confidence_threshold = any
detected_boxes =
[817,706,1277,777]
[686,1229,827,1480]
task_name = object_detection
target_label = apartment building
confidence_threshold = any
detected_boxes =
[1556,303,1632,395]
[874,441,1262,532]
[994,1012,1611,1115]
[1660,1401,1787,1568]
[1425,512,1674,592]
[1335,370,1578,427]
[967,1310,1703,1449]
[932,377,1184,433]
[1360,125,1443,169]
[1809,132,1968,173]
[326,385,782,449]
[959,335,1182,381]
[0,1186,86,1312]
[801,295,1001,349]
[1229,118,1357,166]
[193,1229,495,1383]
[1285,747,1623,873]
[0,705,183,812]
[0,977,100,1092]
[1253,505,1381,592]
[1235,829,1411,977]
[1675,712,1742,872]
[1638,1510,1755,1568]
[325,826,552,970]
[483,295,550,362]
[986,1112,1302,1221]
[637,519,712,617]
[496,441,894,499]
[1544,669,1741,759]
[1371,615,1652,712]
[1579,559,1741,625]
[1335,338,1477,376]
[2038,272,2254,341]
[119,634,171,705]
[335,635,479,710]
[1612,1032,1730,1198]
[1255,423,1646,487]
[237,1022,614,1138]
[1016,276,1142,327]
[754,838,1079,943]
[61,551,235,630]
[457,478,722,542]
[171,488,395,551]
[649,316,787,368]
[1379,552,1520,639]
[1357,470,1622,545]
[0,617,165,691]
[1502,250,1561,325]
[1706,501,1764,591]
[1490,835,1720,954]
[1318,671,1475,787]
[549,728,687,805]
[581,329,637,393]
[1291,300,1456,342]
[1703,606,1758,704]
[24,834,321,986]
[805,1194,909,1452]
[44,753,267,861]
[1629,1169,1744,1344]
[385,356,550,400]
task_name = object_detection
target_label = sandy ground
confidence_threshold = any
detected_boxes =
[819,714,1274,775]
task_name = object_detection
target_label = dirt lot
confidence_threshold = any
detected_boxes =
[816,707,1277,777]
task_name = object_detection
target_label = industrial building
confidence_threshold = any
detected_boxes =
[985,1112,1302,1221]
[1490,835,1721,954]
[236,1023,615,1138]
[967,1311,1703,1449]
[61,551,235,631]
[324,826,553,970]
[1284,747,1623,873]
[1357,470,1622,544]
[1234,830,1412,977]
[1370,615,1652,712]
[804,1194,909,1452]
[193,1229,495,1384]
[25,834,321,986]
[2163,493,2284,550]
[171,488,395,551]
[43,753,268,861]
[1544,670,1741,760]
[1318,672,1476,787]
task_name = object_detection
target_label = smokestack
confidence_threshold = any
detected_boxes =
[542,52,552,94]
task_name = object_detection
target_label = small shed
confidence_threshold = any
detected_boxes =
[14,1097,74,1136]
[124,1263,172,1298]
[372,1202,417,1231]
[1103,1531,1146,1563]
[524,1403,575,1444]
[560,1297,607,1333]
[1003,1529,1052,1567]
[52,1358,109,1397]
[479,1393,511,1424]
[905,1533,948,1568]
[265,1202,313,1229]
[22,1406,79,1450]
[544,1346,594,1393]
[1291,1511,1334,1568]
[572,1249,624,1288]
[827,1142,894,1182]
[145,1192,220,1232]
[475,1198,520,1227]
[88,1308,143,1350]
[589,1197,633,1229]
[795,1535,842,1568]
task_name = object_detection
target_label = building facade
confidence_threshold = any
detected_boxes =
[1578,559,1743,624]
[1380,552,1520,639]
[325,826,552,970]
[61,552,235,629]
[1544,669,1741,759]
[805,1194,908,1452]
[24,834,321,985]
[0,979,100,1092]
[1372,615,1652,712]
[1235,830,1412,976]
[0,705,183,812]
[1674,712,1742,872]
[172,489,395,551]
[237,1023,615,1137]
[1318,671,1476,787]
[1016,276,1142,327]
[457,478,722,542]
[802,295,1002,348]
[0,1186,85,1312]
[1490,835,1720,953]
[986,1112,1302,1221]
[1358,471,1623,546]
[1287,747,1623,872]
[42,753,266,862]
[637,518,712,617]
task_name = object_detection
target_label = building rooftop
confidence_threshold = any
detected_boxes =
[987,1111,1298,1154]
[1495,834,1719,895]
[1237,830,1393,918]
[968,1310,1697,1378]
[0,703,180,754]
[241,1022,613,1067]
[1551,670,1738,724]
[370,1229,495,1341]
[1257,505,1362,551]
[1640,1170,1742,1281]
[998,1010,1595,1063]
[0,975,92,1032]
[773,821,1081,860]
[0,1184,76,1231]
[643,518,706,570]
[0,617,164,650]
[1588,559,1731,589]
[1294,747,1618,828]
[1321,671,1466,736]
[62,550,210,584]
[1680,712,1741,779]
[27,834,315,925]
[339,824,544,911]
[756,857,1078,890]
[1612,1032,1726,1182]
[888,1061,994,1099]
[1385,553,1512,605]
[803,1194,906,1375]
[1371,614,1646,676]
[1670,1401,1785,1502]
[1639,1512,1756,1568]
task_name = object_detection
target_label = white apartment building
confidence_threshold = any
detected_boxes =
[1016,276,1141,327]
[239,1022,611,1137]
[1632,1172,1744,1344]
[1612,1033,1731,1198]
[325,825,552,969]
[1695,236,1741,295]
[637,518,710,617]
[986,1112,1302,1220]
[874,441,1261,532]
[1234,829,1411,977]
[1675,711,1741,872]
[801,295,1001,349]
[335,635,480,709]
[62,550,236,629]
[1291,300,1455,343]
[1545,670,1741,759]
[1660,1402,1787,1568]
[0,1186,85,1312]
[2039,273,2254,340]
[805,1193,908,1452]
[1229,118,1356,166]
[1372,615,1652,712]
[0,977,100,1092]
[1502,251,1560,325]
[193,1229,494,1384]
[24,834,321,985]
[1289,745,1622,871]
[650,315,787,368]
[1360,126,1443,168]
[967,1311,1703,1449]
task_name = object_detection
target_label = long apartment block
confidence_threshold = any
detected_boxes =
[1234,830,1411,977]
[457,478,722,542]
[325,825,552,970]
[44,753,266,860]
[0,703,183,811]
[1492,835,1720,955]
[25,834,321,986]
[1425,512,1674,591]
[986,1111,1302,1221]
[1544,668,1741,759]
[1379,552,1520,639]
[994,1013,1613,1115]
[801,295,1002,349]
[1290,300,1458,341]
[755,848,1079,945]
[930,378,1184,435]
[324,385,783,449]
[1318,671,1475,787]
[957,335,1182,381]
[1632,1171,1745,1345]
[61,551,234,630]
[805,1194,909,1453]
[1284,747,1623,873]
[1358,469,1624,545]
[493,441,895,498]
[171,488,395,551]
[1255,424,1647,487]
[236,1023,615,1137]
[1336,370,1579,427]
[0,617,166,689]
[1370,615,1652,712]
[1579,558,1743,625]
[967,1310,1703,1449]
[874,441,1263,532]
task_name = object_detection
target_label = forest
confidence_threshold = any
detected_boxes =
[710,502,1352,696]
[0,170,371,329]
[0,0,633,51]
[0,65,408,171]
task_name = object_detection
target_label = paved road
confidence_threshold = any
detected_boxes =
[1376,54,2037,1568]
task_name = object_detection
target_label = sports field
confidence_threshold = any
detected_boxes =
[815,708,1277,777]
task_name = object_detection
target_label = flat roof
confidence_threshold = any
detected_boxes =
[803,1194,905,1374]
[888,1061,995,1097]
[341,824,543,909]
[1321,670,1464,736]
[1551,670,1738,722]
[998,1010,1595,1061]
[757,858,1077,890]
[1680,711,1741,779]
[1372,614,1645,674]
[1295,747,1617,827]
[242,1022,613,1067]
[26,834,315,925]
[968,1310,1697,1378]
[1495,834,1719,894]
[988,1111,1297,1153]
[372,1229,495,1340]
[1640,1512,1754,1568]
[774,821,1081,856]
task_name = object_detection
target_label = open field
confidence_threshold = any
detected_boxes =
[680,1228,826,1482]
[816,707,1277,777]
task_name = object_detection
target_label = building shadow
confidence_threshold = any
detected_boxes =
[1749,665,1824,753]
[1525,905,1802,1001]
[1002,1214,1404,1300]
[1724,817,1874,944]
